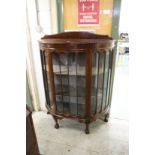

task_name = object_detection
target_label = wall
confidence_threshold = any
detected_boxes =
[26,0,117,111]
[26,73,34,110]
[27,0,58,111]
[64,0,113,35]
[119,0,129,34]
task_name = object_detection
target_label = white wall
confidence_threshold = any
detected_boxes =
[119,0,129,34]
[27,0,58,111]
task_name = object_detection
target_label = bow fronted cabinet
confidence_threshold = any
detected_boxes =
[39,32,115,134]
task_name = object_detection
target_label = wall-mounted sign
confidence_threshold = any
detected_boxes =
[78,0,100,26]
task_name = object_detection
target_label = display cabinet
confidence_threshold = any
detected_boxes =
[39,32,115,134]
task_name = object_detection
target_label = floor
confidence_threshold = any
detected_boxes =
[32,53,129,155]
[111,53,129,120]
[33,112,128,155]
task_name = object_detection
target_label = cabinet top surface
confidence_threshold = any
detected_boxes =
[39,31,115,44]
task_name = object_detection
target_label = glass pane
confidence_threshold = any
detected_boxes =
[60,53,70,113]
[97,52,105,112]
[44,53,52,106]
[52,52,64,113]
[56,95,63,112]
[68,53,77,115]
[52,52,86,116]
[63,96,70,113]
[91,52,98,113]
[77,53,86,116]
[91,51,109,114]
[102,51,110,111]
[70,96,77,115]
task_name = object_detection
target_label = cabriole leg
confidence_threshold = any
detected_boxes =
[104,113,110,122]
[52,116,59,129]
[85,122,90,134]
[47,111,50,114]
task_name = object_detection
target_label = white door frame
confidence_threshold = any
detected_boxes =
[26,7,40,111]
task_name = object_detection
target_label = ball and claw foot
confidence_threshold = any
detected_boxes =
[85,122,90,134]
[53,116,59,129]
[104,113,109,122]
[85,128,90,134]
[55,123,59,129]
[104,118,108,122]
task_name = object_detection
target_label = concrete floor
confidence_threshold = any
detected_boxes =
[33,112,128,155]
[111,54,129,120]
[32,54,129,155]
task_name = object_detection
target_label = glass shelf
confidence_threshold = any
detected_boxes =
[51,65,104,75]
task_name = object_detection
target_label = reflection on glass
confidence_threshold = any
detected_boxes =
[41,51,51,106]
[77,53,86,116]
[91,51,110,114]
[102,51,110,111]
[52,52,86,116]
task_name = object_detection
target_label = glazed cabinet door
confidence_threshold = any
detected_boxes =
[51,51,86,117]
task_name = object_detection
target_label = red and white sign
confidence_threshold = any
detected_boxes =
[78,0,99,25]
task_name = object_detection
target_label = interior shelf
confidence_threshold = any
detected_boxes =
[44,65,104,75]
[56,101,99,115]
[55,85,103,97]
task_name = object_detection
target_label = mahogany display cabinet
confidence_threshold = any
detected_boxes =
[39,32,115,134]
